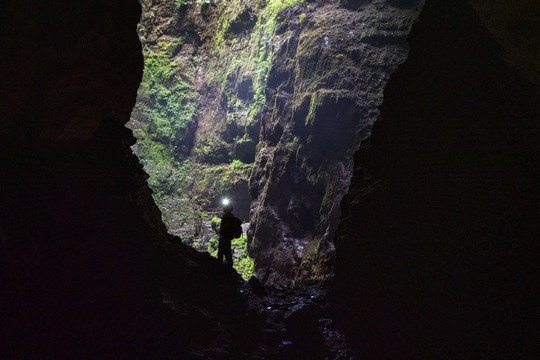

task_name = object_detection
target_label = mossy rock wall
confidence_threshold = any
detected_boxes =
[247,1,423,286]
[129,0,267,278]
[129,0,423,286]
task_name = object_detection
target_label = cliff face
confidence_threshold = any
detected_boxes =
[247,0,423,286]
[129,0,423,286]
[333,0,540,357]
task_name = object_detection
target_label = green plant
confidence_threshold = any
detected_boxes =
[210,217,221,232]
[231,233,255,279]
[207,235,219,255]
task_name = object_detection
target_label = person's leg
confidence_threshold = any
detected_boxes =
[217,239,224,264]
[225,247,233,267]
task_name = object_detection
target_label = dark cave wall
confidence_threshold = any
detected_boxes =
[0,1,143,141]
[0,1,168,357]
[0,1,250,358]
[470,0,540,87]
[333,0,540,358]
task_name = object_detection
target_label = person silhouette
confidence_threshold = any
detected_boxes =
[218,201,241,267]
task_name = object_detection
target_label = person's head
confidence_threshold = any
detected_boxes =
[222,198,233,213]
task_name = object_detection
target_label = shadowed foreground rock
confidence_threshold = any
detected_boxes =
[0,1,259,358]
[333,0,540,358]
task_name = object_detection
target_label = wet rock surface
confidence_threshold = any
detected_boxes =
[247,0,424,286]
[253,281,352,360]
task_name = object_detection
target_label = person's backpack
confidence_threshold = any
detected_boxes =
[232,216,242,238]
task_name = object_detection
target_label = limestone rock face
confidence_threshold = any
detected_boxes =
[128,0,259,265]
[128,0,423,286]
[247,1,423,286]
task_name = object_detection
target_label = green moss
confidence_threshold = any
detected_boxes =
[268,0,304,12]
[296,235,327,281]
[207,235,219,256]
[213,1,248,52]
[207,0,307,127]
[129,31,201,225]
[231,233,255,279]
[305,89,347,127]
[210,217,221,232]
[192,160,252,195]
[134,43,198,152]
[131,1,299,274]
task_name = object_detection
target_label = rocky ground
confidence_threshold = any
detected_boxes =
[167,266,353,360]
[149,234,354,359]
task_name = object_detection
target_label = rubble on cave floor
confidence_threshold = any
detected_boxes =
[179,273,353,360]
[256,281,352,360]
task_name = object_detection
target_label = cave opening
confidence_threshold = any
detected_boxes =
[3,0,540,358]
[127,0,424,286]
